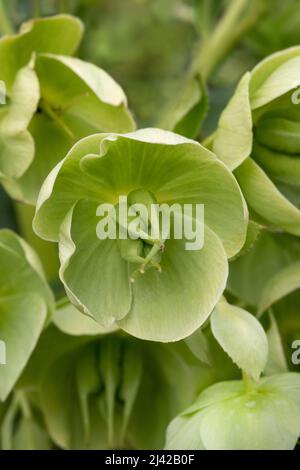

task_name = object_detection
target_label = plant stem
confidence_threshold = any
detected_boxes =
[197,0,266,81]
[242,370,255,393]
[39,99,75,140]
[0,0,13,35]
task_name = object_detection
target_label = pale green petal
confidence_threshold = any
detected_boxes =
[0,15,84,88]
[0,294,47,401]
[250,49,300,109]
[59,200,132,327]
[33,133,110,241]
[35,54,135,133]
[184,328,212,366]
[119,226,228,342]
[213,73,253,170]
[53,300,117,336]
[235,158,300,236]
[228,231,300,306]
[211,302,268,380]
[0,63,39,179]
[265,313,288,376]
[165,413,205,450]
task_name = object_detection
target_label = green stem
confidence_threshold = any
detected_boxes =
[16,391,31,419]
[0,0,13,35]
[197,0,266,81]
[39,99,75,140]
[242,370,255,393]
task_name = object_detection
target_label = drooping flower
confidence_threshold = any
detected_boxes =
[21,302,202,450]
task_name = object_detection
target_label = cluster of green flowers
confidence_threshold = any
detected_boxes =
[0,14,300,450]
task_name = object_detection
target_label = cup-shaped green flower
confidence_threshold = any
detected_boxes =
[0,229,54,401]
[0,14,135,204]
[21,303,201,450]
[33,128,248,342]
[165,373,300,450]
[213,47,300,236]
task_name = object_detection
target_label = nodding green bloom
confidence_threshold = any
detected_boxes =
[34,128,248,342]
[0,230,54,401]
[21,304,201,450]
[0,14,135,204]
[213,47,300,237]
[165,374,300,450]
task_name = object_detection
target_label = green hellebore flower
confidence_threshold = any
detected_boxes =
[213,47,300,236]
[0,229,54,401]
[21,306,201,450]
[0,14,135,204]
[165,373,300,450]
[33,128,248,342]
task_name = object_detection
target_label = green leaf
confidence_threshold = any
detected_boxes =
[213,73,253,170]
[184,328,212,365]
[165,412,205,450]
[211,301,268,380]
[0,294,47,401]
[265,313,288,376]
[258,261,300,315]
[119,226,228,342]
[53,300,117,336]
[228,231,300,306]
[235,158,300,236]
